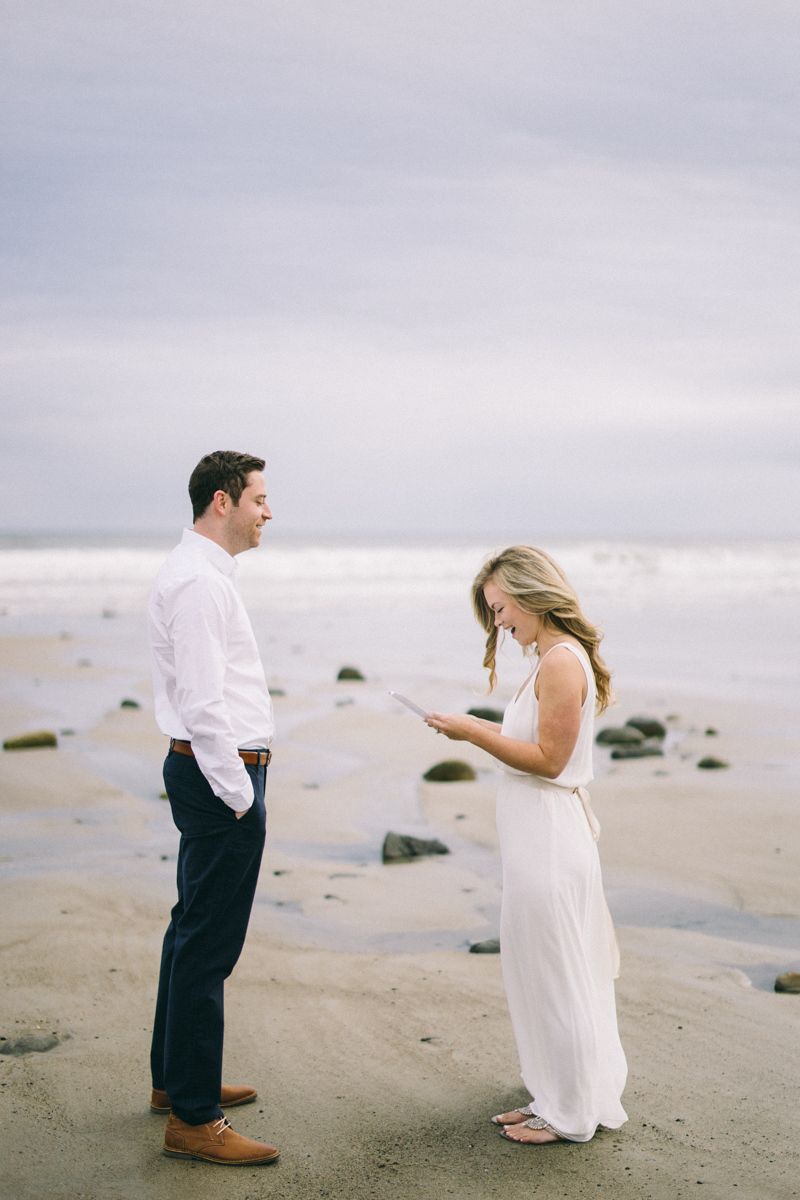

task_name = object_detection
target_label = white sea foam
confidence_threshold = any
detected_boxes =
[0,536,798,718]
[0,538,798,616]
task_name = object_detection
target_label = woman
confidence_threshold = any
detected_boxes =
[425,545,627,1145]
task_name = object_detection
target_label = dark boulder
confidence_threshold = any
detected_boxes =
[467,707,505,723]
[3,730,58,750]
[423,760,477,782]
[596,726,644,745]
[337,666,365,681]
[774,972,800,994]
[697,756,729,770]
[626,716,666,740]
[120,698,140,709]
[382,832,450,863]
[0,1034,59,1056]
[469,938,500,954]
[611,742,664,760]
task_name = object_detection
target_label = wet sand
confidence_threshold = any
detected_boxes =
[2,635,800,1200]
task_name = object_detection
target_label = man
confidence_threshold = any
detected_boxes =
[148,450,279,1166]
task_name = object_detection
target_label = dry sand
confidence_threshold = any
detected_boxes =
[1,636,800,1200]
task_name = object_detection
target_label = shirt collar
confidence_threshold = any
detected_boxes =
[181,528,237,576]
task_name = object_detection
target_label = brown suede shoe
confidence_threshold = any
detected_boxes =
[150,1084,257,1113]
[163,1113,279,1165]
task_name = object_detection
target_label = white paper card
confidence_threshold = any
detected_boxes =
[388,691,432,719]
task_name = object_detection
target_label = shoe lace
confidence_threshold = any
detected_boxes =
[211,1116,231,1136]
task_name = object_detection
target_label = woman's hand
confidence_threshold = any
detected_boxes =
[424,712,479,742]
[424,647,585,777]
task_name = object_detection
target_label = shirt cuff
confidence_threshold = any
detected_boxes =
[221,778,256,813]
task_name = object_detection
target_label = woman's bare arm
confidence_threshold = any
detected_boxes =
[426,648,585,779]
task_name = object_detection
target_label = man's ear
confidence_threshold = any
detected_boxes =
[212,489,230,516]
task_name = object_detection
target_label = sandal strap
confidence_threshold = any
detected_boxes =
[522,1114,564,1139]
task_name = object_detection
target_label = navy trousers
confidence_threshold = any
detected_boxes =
[150,749,267,1125]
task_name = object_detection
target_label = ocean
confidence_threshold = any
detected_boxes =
[1,535,798,723]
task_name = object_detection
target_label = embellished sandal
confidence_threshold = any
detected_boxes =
[490,1103,534,1126]
[499,1114,565,1143]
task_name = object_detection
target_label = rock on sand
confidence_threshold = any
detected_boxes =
[611,742,664,760]
[596,726,645,745]
[3,730,58,750]
[0,1034,59,1056]
[382,832,450,862]
[467,707,505,722]
[337,666,365,681]
[469,938,500,954]
[423,760,477,781]
[626,716,667,739]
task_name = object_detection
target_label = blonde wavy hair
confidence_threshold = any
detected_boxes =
[471,545,613,713]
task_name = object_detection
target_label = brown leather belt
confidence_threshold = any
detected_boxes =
[169,738,271,767]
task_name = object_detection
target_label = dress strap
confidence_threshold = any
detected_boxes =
[539,641,589,671]
[537,642,593,702]
[538,641,574,660]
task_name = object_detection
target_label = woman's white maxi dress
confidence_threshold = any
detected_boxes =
[496,642,628,1142]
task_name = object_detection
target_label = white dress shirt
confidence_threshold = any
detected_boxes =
[148,529,274,812]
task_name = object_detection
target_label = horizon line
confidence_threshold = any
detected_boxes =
[0,529,799,546]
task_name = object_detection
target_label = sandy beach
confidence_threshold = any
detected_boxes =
[2,631,800,1200]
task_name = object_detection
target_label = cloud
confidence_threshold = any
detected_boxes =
[1,1,799,533]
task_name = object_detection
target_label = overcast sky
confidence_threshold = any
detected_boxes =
[2,0,799,536]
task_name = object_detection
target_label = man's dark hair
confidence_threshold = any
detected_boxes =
[188,451,266,522]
